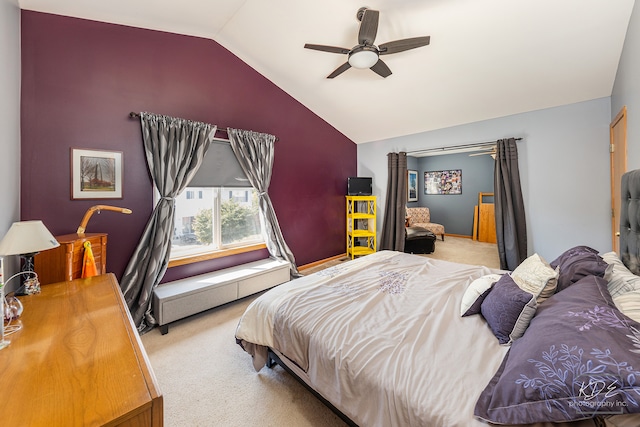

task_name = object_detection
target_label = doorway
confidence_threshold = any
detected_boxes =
[407,149,498,263]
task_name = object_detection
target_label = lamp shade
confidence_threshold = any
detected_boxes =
[348,48,379,69]
[0,221,60,256]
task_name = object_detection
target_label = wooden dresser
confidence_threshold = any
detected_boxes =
[34,233,107,285]
[0,274,163,426]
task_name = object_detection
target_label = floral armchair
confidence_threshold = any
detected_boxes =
[406,207,445,241]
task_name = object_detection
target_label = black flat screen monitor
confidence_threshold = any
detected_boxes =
[347,177,373,196]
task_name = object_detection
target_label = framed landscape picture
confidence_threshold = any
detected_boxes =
[71,148,123,199]
[407,170,418,202]
[424,169,462,195]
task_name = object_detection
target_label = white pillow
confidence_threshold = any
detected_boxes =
[602,251,640,297]
[511,253,558,303]
[460,274,502,316]
[613,291,640,323]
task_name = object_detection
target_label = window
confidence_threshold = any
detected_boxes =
[170,186,264,260]
[163,139,266,263]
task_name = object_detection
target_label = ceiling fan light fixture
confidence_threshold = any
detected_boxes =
[348,47,378,69]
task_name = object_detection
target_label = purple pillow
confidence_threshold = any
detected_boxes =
[480,274,537,345]
[475,275,640,424]
[550,245,599,263]
[550,246,608,292]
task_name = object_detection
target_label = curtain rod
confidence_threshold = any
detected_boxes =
[128,112,278,141]
[406,137,522,155]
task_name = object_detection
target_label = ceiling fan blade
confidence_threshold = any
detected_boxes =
[469,148,497,157]
[327,62,352,79]
[370,59,392,78]
[358,9,379,45]
[379,36,431,55]
[304,44,350,55]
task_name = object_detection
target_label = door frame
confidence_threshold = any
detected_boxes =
[610,106,627,254]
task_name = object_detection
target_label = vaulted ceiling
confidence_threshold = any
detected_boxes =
[19,0,636,143]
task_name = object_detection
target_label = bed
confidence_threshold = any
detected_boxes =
[235,169,640,427]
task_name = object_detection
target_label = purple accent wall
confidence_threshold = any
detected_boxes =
[20,11,356,282]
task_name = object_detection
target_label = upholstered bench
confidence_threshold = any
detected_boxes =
[404,226,436,254]
[152,258,290,334]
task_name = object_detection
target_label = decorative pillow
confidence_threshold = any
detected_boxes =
[550,245,608,292]
[602,251,640,297]
[480,274,537,345]
[550,245,599,262]
[511,253,558,303]
[475,275,640,425]
[613,291,640,323]
[460,274,502,316]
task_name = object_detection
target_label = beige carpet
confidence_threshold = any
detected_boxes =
[422,236,500,268]
[141,237,498,426]
[141,295,346,426]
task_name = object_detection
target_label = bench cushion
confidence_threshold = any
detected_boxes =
[406,226,436,241]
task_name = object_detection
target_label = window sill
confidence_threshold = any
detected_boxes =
[168,243,267,268]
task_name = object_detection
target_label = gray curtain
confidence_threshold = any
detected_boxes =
[380,152,408,251]
[121,112,216,332]
[494,138,527,270]
[227,128,300,278]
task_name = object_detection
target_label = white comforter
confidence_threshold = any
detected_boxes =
[235,251,613,427]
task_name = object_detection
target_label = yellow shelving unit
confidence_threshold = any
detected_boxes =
[346,195,376,259]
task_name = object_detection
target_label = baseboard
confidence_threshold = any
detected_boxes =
[445,234,472,239]
[298,253,347,271]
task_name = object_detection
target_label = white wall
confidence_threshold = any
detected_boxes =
[358,98,612,262]
[0,0,21,279]
[612,0,640,170]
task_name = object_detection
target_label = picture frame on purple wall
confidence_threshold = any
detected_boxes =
[71,148,123,200]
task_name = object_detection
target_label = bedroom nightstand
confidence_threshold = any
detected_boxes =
[346,195,376,259]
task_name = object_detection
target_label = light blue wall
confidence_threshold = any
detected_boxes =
[0,0,21,280]
[612,0,640,169]
[358,98,612,262]
[408,153,494,236]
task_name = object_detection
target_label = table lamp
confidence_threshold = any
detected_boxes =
[0,220,60,295]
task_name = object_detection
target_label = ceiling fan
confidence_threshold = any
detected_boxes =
[304,7,431,79]
[469,146,497,159]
